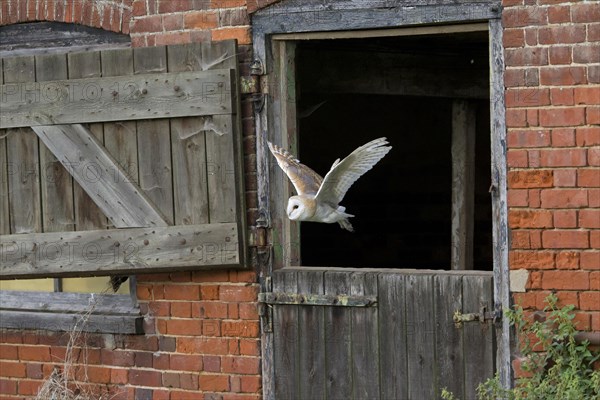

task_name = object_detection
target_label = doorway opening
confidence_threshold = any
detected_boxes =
[293,31,492,270]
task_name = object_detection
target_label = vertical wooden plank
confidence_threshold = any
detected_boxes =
[0,59,9,234]
[324,271,352,399]
[167,43,209,225]
[272,270,299,399]
[134,46,173,225]
[451,99,476,270]
[489,18,512,390]
[378,273,408,400]
[296,269,326,399]
[463,274,495,399]
[3,56,41,235]
[67,51,107,231]
[201,40,239,224]
[350,272,380,400]
[35,53,75,233]
[406,274,436,399]
[434,274,464,398]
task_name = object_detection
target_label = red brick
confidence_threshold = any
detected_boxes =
[507,150,528,167]
[221,321,260,338]
[158,0,194,13]
[510,250,555,269]
[18,346,50,362]
[540,149,587,167]
[148,301,170,317]
[571,2,600,23]
[547,5,570,23]
[539,25,585,44]
[513,292,537,309]
[155,31,191,46]
[203,319,221,336]
[239,339,260,356]
[580,291,600,310]
[193,270,230,282]
[574,45,600,64]
[587,107,600,125]
[550,88,574,106]
[228,303,240,319]
[18,379,41,395]
[506,47,549,67]
[164,284,200,300]
[0,378,17,395]
[162,372,180,389]
[503,28,525,47]
[509,210,553,228]
[551,128,575,147]
[231,271,257,283]
[170,354,202,371]
[239,303,259,320]
[129,369,162,387]
[592,312,600,331]
[511,230,531,249]
[576,127,600,146]
[505,69,526,87]
[506,88,550,107]
[162,14,183,31]
[203,355,221,372]
[527,109,539,127]
[0,344,18,359]
[574,87,600,105]
[529,189,541,208]
[589,23,600,42]
[548,46,572,65]
[502,7,547,28]
[171,302,192,318]
[200,285,220,300]
[508,189,529,207]
[542,230,589,249]
[573,312,591,331]
[553,210,577,228]
[132,0,146,16]
[0,361,26,378]
[592,272,600,289]
[540,67,586,86]
[590,148,600,167]
[556,250,580,269]
[508,170,553,189]
[528,271,543,289]
[183,11,218,29]
[506,109,527,128]
[222,356,260,375]
[240,375,262,393]
[211,0,246,8]
[581,252,600,270]
[507,130,551,148]
[87,366,111,384]
[541,270,590,290]
[212,27,252,45]
[219,285,259,302]
[200,374,230,391]
[592,230,600,248]
[180,373,198,390]
[192,301,228,318]
[166,319,203,335]
[26,363,42,379]
[553,169,576,187]
[177,337,228,355]
[580,209,600,228]
[153,353,169,370]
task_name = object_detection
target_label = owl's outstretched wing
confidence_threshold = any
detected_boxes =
[315,137,391,205]
[267,142,323,196]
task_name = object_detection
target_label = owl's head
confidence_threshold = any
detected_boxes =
[287,195,315,221]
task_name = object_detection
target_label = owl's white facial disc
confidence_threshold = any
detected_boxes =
[287,196,306,221]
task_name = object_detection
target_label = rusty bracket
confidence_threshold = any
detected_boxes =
[453,304,501,328]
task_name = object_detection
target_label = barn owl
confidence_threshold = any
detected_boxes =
[268,137,392,232]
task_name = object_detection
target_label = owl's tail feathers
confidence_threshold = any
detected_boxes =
[338,218,354,232]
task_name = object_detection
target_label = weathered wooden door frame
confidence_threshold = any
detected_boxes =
[252,1,509,397]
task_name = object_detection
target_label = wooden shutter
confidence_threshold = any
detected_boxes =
[0,41,246,279]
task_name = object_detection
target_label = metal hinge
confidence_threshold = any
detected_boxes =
[249,226,269,248]
[453,304,501,328]
[240,58,267,111]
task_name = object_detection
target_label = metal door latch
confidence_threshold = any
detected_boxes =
[453,305,501,328]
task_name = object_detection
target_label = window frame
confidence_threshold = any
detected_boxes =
[252,0,510,392]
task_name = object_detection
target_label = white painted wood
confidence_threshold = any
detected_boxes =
[0,222,239,278]
[32,124,168,228]
[0,69,234,128]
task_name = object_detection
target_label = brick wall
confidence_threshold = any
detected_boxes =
[0,1,261,399]
[503,0,600,373]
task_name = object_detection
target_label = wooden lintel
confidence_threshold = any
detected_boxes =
[0,69,233,129]
[0,223,239,278]
[32,124,168,228]
[451,100,476,270]
[258,292,378,307]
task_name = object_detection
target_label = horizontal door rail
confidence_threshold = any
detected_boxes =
[259,292,377,307]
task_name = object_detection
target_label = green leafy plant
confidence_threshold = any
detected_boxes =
[443,293,600,400]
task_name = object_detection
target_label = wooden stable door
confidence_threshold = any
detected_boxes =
[262,267,495,400]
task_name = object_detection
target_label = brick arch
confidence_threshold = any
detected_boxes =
[0,0,136,34]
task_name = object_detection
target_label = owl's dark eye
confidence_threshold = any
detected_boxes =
[293,205,299,210]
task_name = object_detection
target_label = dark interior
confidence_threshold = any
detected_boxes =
[295,31,493,270]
